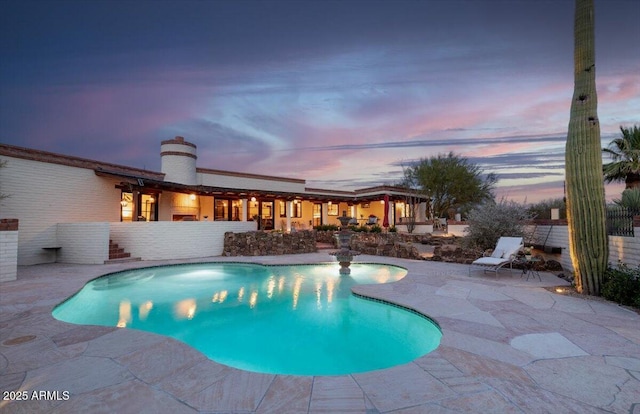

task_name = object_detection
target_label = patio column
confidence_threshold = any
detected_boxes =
[390,201,395,226]
[241,198,247,221]
[286,201,292,232]
[322,202,329,226]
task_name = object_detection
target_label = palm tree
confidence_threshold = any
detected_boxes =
[603,125,640,189]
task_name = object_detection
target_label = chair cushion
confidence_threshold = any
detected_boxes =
[472,257,507,266]
[491,249,505,258]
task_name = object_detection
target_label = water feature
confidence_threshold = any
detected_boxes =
[329,212,361,274]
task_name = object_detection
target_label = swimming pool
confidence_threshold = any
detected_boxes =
[53,262,441,375]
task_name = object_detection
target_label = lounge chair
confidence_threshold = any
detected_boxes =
[469,237,523,277]
[366,216,378,225]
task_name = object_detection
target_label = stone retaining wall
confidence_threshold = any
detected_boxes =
[349,233,482,263]
[223,230,317,256]
[315,230,338,246]
[350,233,422,259]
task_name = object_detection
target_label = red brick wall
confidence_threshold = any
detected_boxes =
[0,219,18,231]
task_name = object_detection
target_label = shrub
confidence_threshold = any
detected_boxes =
[370,225,382,233]
[527,198,566,220]
[613,188,640,212]
[464,199,535,251]
[389,226,397,233]
[314,224,339,231]
[602,263,640,308]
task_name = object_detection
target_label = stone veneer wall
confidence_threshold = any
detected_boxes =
[0,219,19,282]
[349,232,481,263]
[315,230,339,246]
[350,232,423,260]
[223,230,317,256]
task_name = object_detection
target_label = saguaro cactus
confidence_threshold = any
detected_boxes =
[565,0,608,295]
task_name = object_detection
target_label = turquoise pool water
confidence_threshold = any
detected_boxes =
[53,262,441,375]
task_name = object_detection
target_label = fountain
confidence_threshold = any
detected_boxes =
[330,211,361,275]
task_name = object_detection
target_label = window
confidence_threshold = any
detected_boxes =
[327,202,338,216]
[292,201,302,218]
[140,194,157,221]
[232,200,242,221]
[279,200,303,218]
[248,198,259,221]
[313,203,322,227]
[261,201,273,230]
[215,199,229,220]
[120,192,133,222]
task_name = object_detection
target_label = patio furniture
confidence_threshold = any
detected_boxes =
[469,237,523,277]
[519,256,542,281]
[366,215,378,226]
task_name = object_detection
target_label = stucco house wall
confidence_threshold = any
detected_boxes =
[56,222,111,264]
[0,155,120,265]
[0,219,19,282]
[109,221,255,260]
[198,169,307,193]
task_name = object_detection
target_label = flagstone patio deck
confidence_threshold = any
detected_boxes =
[1,253,639,413]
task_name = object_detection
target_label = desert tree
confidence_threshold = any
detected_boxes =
[403,152,496,220]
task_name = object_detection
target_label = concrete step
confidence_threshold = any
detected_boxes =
[109,252,131,259]
[108,240,133,260]
[104,257,142,264]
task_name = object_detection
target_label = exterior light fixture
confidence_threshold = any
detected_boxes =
[251,196,256,202]
[190,194,196,201]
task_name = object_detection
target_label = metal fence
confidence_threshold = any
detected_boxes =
[606,207,639,237]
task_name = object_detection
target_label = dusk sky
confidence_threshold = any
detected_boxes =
[1,0,638,203]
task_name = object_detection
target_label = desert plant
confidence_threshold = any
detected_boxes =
[602,263,640,308]
[351,225,369,233]
[565,0,608,296]
[613,188,640,212]
[527,198,566,220]
[314,224,339,231]
[464,199,535,251]
[398,165,422,233]
[402,152,496,219]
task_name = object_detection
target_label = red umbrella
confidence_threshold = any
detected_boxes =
[382,194,390,228]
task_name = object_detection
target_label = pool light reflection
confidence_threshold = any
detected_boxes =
[138,301,153,320]
[117,300,132,327]
[174,298,197,320]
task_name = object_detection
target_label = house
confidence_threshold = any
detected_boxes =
[0,137,428,268]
